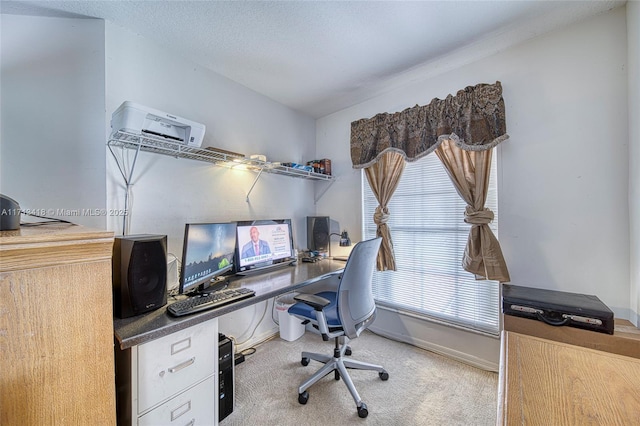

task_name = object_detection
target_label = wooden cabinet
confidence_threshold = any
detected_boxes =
[498,331,640,425]
[115,318,219,425]
[504,314,640,358]
[0,224,116,425]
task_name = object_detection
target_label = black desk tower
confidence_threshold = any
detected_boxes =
[218,333,234,421]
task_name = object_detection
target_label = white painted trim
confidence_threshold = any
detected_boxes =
[368,326,499,373]
[370,305,501,372]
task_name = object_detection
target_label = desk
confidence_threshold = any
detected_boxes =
[497,331,640,425]
[114,260,344,425]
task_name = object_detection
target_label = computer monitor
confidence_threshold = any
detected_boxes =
[235,219,295,275]
[179,222,237,294]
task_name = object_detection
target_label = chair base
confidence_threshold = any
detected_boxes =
[297,337,388,418]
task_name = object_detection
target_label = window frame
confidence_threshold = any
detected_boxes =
[362,151,501,336]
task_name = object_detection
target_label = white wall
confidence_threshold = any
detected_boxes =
[104,22,319,347]
[1,14,323,349]
[316,6,630,369]
[1,15,106,228]
[629,1,640,327]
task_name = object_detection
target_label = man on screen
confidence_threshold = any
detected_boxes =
[241,226,271,259]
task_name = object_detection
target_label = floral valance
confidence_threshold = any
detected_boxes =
[350,81,509,169]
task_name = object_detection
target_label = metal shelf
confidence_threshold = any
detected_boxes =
[107,130,334,204]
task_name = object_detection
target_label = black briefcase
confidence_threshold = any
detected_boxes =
[502,284,614,334]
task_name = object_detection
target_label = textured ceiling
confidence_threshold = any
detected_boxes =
[1,1,624,118]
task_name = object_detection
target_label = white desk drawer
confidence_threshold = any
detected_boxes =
[138,376,216,426]
[137,319,217,413]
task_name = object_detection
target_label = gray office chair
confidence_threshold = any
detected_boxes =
[288,237,388,418]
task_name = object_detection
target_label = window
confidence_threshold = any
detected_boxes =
[363,152,500,335]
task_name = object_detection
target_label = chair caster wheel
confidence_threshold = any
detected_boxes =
[301,357,310,366]
[334,370,340,380]
[357,403,368,418]
[298,391,309,405]
[379,371,389,381]
[345,346,352,356]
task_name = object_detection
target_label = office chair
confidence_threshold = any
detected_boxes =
[288,237,388,418]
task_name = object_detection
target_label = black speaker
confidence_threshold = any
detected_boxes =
[112,234,167,319]
[307,216,330,251]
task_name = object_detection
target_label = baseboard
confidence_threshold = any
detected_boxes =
[368,325,499,372]
[237,315,500,372]
[234,327,279,353]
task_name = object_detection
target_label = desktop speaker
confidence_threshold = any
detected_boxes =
[112,234,168,319]
[307,216,330,252]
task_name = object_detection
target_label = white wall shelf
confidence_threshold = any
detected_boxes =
[108,130,334,180]
[107,130,334,209]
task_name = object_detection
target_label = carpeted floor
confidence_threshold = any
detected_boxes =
[224,331,498,425]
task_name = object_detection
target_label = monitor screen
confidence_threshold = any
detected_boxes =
[235,219,295,273]
[179,222,237,294]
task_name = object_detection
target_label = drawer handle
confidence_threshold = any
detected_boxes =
[168,357,195,373]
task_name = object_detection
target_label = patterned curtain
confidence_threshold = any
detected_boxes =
[350,82,510,280]
[363,151,405,271]
[435,140,510,282]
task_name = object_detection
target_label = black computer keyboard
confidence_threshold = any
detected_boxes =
[167,287,256,317]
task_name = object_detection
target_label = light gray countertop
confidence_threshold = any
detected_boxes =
[113,259,345,350]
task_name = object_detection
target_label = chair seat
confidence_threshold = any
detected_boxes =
[288,291,341,326]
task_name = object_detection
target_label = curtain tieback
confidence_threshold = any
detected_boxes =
[464,206,494,225]
[374,206,390,225]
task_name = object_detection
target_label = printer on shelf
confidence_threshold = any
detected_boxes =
[110,101,206,148]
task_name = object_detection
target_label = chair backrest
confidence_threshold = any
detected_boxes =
[336,237,382,339]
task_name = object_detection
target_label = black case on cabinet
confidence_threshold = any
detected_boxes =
[502,284,614,334]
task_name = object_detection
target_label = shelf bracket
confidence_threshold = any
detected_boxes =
[314,179,336,204]
[246,167,265,203]
[108,137,142,235]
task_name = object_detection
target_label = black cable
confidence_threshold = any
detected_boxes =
[20,211,75,226]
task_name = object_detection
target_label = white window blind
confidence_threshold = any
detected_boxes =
[363,152,500,335]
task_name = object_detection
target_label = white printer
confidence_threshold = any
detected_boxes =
[110,101,206,148]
